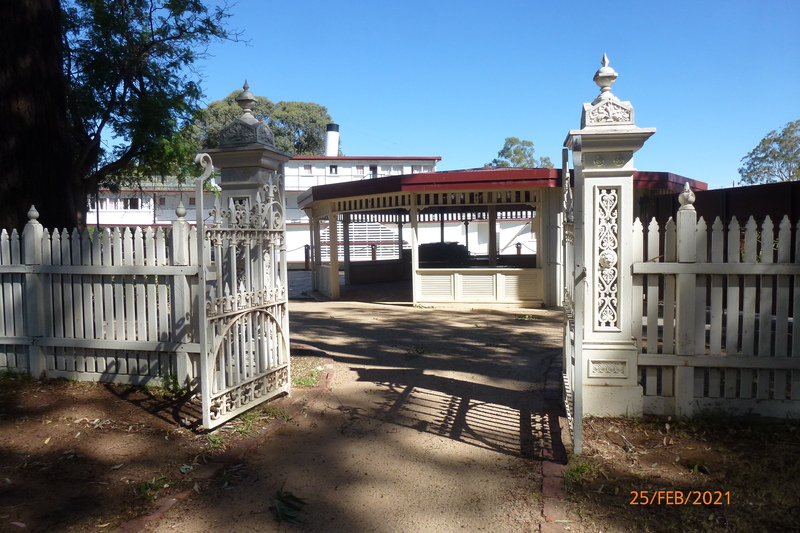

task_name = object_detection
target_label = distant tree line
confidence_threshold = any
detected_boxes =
[738,120,799,185]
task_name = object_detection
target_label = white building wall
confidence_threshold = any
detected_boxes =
[87,189,217,227]
[88,155,439,267]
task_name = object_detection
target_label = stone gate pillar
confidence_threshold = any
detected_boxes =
[204,82,292,291]
[564,56,655,416]
[207,82,291,209]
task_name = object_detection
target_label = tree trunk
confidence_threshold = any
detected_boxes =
[0,0,76,232]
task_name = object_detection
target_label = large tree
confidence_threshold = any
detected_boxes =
[487,137,553,168]
[0,0,73,232]
[0,0,236,231]
[738,120,800,185]
[195,92,332,155]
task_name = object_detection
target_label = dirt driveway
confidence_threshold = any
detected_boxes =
[143,295,565,533]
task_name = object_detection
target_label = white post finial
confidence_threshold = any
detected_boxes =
[176,201,187,219]
[593,54,619,100]
[678,182,696,211]
[27,205,40,223]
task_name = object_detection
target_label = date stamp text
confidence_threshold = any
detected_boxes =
[629,490,731,506]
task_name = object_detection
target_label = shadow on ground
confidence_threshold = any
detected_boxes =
[141,295,567,532]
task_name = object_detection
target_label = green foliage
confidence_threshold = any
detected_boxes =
[270,101,331,156]
[0,369,35,384]
[195,92,332,156]
[62,0,238,194]
[136,476,170,501]
[291,362,324,388]
[206,432,225,448]
[270,484,307,524]
[487,137,553,168]
[738,119,800,184]
[563,460,599,491]
[161,372,190,397]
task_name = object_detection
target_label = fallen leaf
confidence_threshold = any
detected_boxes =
[44,437,51,445]
[10,522,26,528]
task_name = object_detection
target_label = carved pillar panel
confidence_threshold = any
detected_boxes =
[596,187,620,331]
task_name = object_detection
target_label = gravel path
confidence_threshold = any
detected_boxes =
[144,295,565,533]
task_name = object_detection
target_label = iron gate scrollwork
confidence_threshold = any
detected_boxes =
[195,154,290,429]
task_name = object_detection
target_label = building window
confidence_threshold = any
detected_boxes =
[159,197,166,206]
[356,165,365,175]
[121,198,140,210]
[189,197,196,206]
[383,165,402,176]
[303,164,312,174]
[329,165,338,175]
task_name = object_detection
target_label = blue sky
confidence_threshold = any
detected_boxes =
[199,0,800,190]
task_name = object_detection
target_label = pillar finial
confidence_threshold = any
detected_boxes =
[236,80,257,115]
[593,54,619,101]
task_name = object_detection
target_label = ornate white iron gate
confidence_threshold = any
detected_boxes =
[561,150,583,454]
[195,154,291,429]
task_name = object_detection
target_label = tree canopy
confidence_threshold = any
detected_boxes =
[738,120,800,185]
[195,91,332,156]
[0,0,236,231]
[63,0,237,199]
[487,137,553,168]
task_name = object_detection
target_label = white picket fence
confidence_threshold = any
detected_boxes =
[0,207,200,385]
[632,196,800,417]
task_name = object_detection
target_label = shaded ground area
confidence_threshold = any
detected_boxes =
[561,416,800,533]
[0,353,326,532]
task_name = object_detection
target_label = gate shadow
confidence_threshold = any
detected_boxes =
[102,383,204,430]
[356,366,567,462]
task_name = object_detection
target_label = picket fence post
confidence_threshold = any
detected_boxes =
[674,183,697,415]
[170,202,193,387]
[22,206,45,376]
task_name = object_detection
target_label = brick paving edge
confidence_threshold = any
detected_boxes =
[539,352,578,532]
